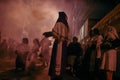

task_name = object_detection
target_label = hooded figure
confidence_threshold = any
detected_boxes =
[48,12,69,80]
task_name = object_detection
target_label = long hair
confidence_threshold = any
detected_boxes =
[56,12,69,29]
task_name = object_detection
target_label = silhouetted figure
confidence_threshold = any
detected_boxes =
[48,11,69,80]
[67,36,83,77]
[93,28,103,80]
[28,38,40,71]
[7,39,16,60]
[0,31,1,43]
[81,30,95,80]
[40,34,51,68]
[0,39,8,58]
[15,38,30,71]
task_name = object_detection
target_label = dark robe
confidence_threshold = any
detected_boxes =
[48,39,67,77]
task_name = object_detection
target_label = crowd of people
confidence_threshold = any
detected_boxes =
[0,11,120,80]
[0,35,52,72]
[48,11,120,80]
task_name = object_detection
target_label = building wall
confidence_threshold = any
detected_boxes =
[92,3,120,34]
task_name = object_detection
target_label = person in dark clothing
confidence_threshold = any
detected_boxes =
[48,11,69,80]
[81,30,95,80]
[93,28,103,80]
[15,38,30,71]
[67,36,83,77]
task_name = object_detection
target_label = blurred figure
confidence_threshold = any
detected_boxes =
[67,36,83,77]
[28,38,40,71]
[0,39,8,58]
[93,28,103,80]
[40,34,52,68]
[15,38,30,71]
[81,29,96,80]
[100,26,119,80]
[48,11,69,80]
[7,39,16,60]
[0,31,1,43]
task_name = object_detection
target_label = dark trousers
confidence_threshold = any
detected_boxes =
[50,76,62,80]
[16,55,25,70]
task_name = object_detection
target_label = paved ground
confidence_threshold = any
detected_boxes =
[1,53,120,80]
[0,58,80,80]
[0,58,50,80]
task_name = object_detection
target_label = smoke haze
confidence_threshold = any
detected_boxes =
[0,0,88,43]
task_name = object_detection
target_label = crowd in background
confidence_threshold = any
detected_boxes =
[0,12,120,80]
